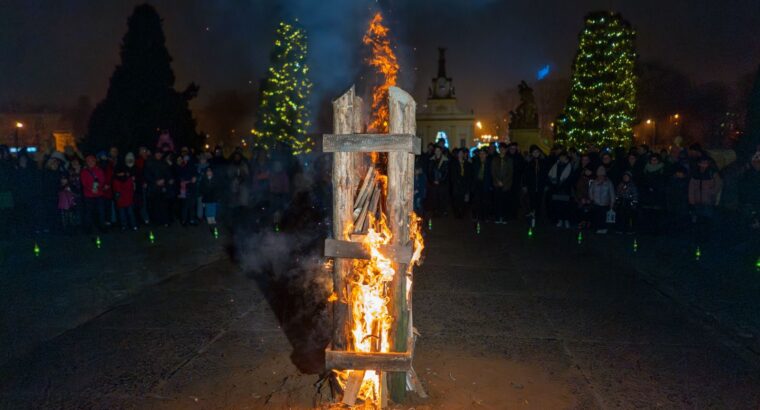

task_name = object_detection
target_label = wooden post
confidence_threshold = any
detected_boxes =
[331,86,363,352]
[386,86,416,402]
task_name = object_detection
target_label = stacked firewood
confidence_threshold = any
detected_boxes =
[352,165,383,234]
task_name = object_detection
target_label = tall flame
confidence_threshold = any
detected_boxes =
[363,12,399,133]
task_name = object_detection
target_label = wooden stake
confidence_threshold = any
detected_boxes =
[386,86,417,403]
[330,86,363,352]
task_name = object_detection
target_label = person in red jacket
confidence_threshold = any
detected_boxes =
[80,155,106,233]
[112,162,137,230]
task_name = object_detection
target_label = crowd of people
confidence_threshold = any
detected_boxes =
[0,141,303,237]
[1,137,758,240]
[415,141,760,235]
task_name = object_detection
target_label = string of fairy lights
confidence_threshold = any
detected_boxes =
[558,11,637,148]
[251,21,313,154]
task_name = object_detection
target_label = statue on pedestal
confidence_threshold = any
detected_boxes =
[509,81,538,130]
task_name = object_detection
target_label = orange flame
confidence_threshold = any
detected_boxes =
[363,12,399,133]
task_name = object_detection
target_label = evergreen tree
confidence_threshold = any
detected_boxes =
[252,21,313,154]
[85,4,199,153]
[740,64,760,160]
[557,11,637,148]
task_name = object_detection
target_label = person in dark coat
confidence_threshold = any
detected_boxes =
[199,166,223,229]
[471,149,492,222]
[665,165,690,232]
[427,145,450,216]
[739,152,760,229]
[506,142,525,221]
[546,150,574,228]
[450,149,473,218]
[523,145,547,222]
[491,143,514,224]
[143,151,172,227]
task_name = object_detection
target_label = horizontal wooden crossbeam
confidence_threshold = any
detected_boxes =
[325,349,412,372]
[322,133,421,155]
[324,239,413,264]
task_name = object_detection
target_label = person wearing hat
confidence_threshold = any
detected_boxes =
[688,156,721,228]
[589,165,615,234]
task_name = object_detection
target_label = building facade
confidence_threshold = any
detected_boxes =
[416,48,475,149]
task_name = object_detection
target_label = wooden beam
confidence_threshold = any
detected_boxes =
[324,239,413,264]
[325,349,412,372]
[386,85,417,403]
[330,85,363,353]
[323,133,421,155]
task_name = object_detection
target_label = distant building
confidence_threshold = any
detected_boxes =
[416,48,475,149]
[0,112,75,151]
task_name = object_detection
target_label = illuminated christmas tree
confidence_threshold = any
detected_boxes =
[557,11,637,147]
[252,21,313,153]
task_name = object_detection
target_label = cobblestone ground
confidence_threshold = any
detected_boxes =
[1,217,759,409]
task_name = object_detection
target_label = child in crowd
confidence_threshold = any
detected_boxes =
[199,166,221,230]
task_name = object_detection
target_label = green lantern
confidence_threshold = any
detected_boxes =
[34,242,41,257]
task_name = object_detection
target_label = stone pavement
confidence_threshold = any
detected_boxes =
[1,217,759,409]
[0,226,226,365]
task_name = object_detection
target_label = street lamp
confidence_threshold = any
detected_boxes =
[646,119,656,146]
[14,122,24,150]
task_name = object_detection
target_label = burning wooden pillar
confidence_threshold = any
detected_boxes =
[324,85,426,408]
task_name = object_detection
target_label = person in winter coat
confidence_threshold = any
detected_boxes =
[665,166,691,231]
[143,151,172,226]
[427,145,450,216]
[491,143,514,224]
[450,149,473,218]
[573,166,594,229]
[547,150,574,228]
[199,166,223,229]
[97,151,115,226]
[112,163,137,230]
[414,161,427,217]
[739,152,760,229]
[589,165,615,234]
[615,171,639,233]
[80,155,106,233]
[523,145,547,222]
[507,142,525,220]
[471,149,492,222]
[58,174,77,233]
[688,156,722,226]
[176,155,198,226]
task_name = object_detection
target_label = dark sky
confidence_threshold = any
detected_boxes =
[1,0,759,122]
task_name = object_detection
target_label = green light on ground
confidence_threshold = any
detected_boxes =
[148,231,155,244]
[695,246,701,261]
[528,227,533,238]
[577,232,583,244]
[275,223,280,233]
[476,222,481,234]
[95,236,102,249]
[633,239,638,252]
[213,227,219,239]
[34,242,40,257]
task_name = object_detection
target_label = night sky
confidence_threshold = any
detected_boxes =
[2,0,759,123]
